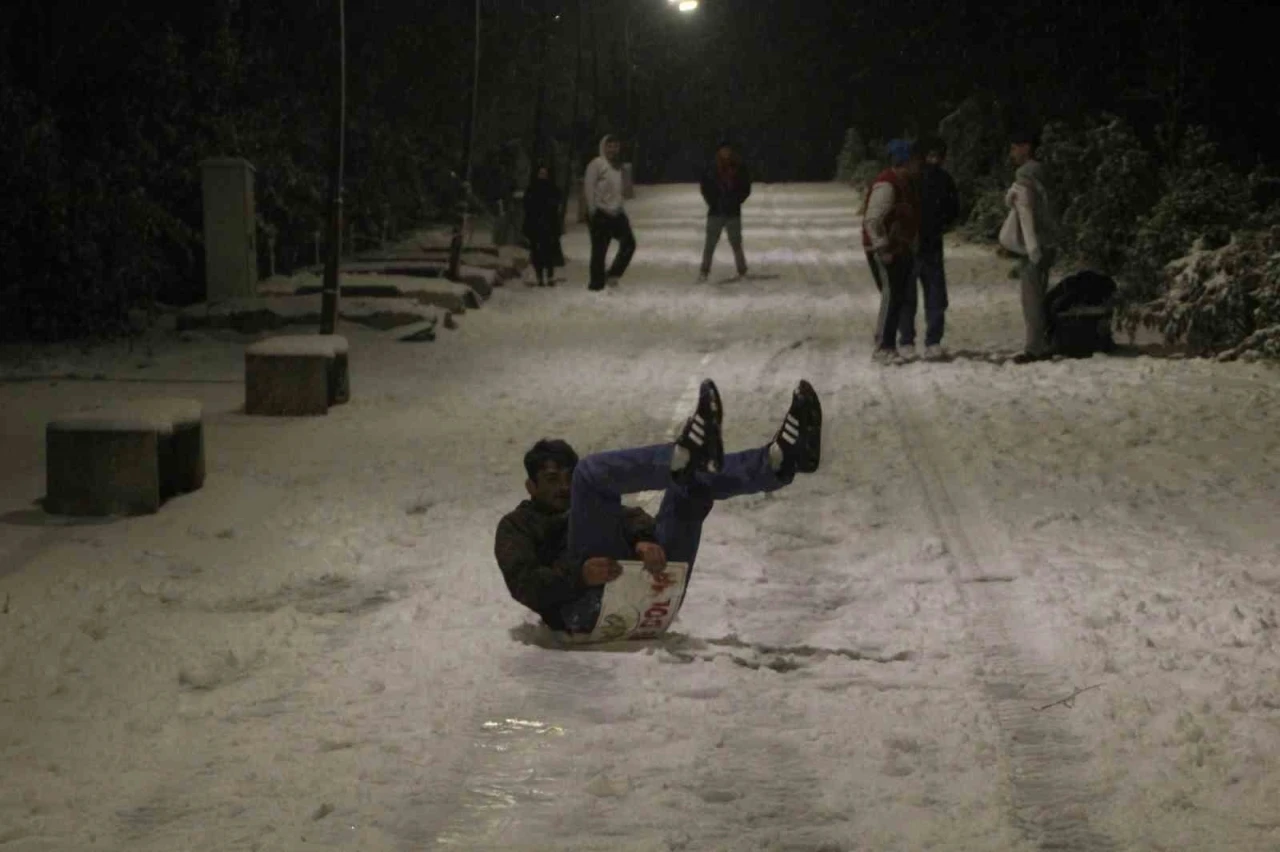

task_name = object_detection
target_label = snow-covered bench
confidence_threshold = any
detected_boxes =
[245,334,349,416]
[45,398,206,516]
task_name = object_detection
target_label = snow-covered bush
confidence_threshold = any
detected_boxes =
[1123,127,1251,303]
[938,94,1007,220]
[835,128,866,182]
[1123,228,1280,359]
[835,128,883,195]
[1038,116,1158,276]
[959,180,1009,242]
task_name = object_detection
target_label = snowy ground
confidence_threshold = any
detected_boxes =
[1,183,1278,852]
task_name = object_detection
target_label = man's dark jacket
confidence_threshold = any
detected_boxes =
[918,164,960,253]
[700,164,753,218]
[494,500,658,630]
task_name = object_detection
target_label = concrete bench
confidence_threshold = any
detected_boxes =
[46,398,205,516]
[245,334,349,416]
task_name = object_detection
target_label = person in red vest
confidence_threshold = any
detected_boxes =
[862,139,923,365]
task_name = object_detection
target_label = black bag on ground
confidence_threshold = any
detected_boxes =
[1045,270,1118,357]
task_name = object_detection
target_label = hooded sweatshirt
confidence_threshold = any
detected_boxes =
[1000,160,1058,263]
[494,498,658,630]
[700,149,753,217]
[584,136,625,217]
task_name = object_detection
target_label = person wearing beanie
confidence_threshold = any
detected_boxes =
[862,139,923,365]
[999,126,1060,363]
[584,134,637,291]
[697,141,753,283]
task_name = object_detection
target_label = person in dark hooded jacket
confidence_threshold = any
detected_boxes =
[899,137,960,360]
[522,164,565,286]
[697,142,753,282]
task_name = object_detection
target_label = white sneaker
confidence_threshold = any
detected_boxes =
[899,344,918,361]
[872,348,903,366]
[924,344,946,361]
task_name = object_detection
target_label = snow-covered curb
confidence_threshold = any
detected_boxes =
[256,273,478,314]
[176,296,444,334]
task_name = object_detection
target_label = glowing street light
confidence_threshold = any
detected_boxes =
[676,1,699,10]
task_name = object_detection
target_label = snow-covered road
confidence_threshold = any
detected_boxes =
[1,184,1278,851]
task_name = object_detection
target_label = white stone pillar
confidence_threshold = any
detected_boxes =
[199,158,258,301]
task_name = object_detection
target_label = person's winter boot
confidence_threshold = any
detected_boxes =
[872,348,903,366]
[606,275,621,288]
[696,271,709,284]
[672,379,724,484]
[898,343,918,361]
[536,270,546,287]
[772,379,822,477]
[923,344,946,362]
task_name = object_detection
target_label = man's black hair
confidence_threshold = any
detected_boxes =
[921,136,948,158]
[523,439,578,481]
[1009,126,1041,149]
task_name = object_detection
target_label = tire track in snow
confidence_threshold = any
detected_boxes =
[881,367,1118,851]
[789,179,1116,847]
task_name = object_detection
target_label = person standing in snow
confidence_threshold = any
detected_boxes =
[697,142,753,283]
[899,136,959,361]
[494,378,822,635]
[862,139,923,365]
[522,164,565,287]
[999,127,1060,364]
[584,134,637,291]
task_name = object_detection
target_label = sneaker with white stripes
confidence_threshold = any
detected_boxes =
[775,379,822,476]
[673,378,724,484]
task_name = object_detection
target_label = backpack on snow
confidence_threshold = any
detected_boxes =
[1045,270,1118,357]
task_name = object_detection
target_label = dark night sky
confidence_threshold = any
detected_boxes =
[611,0,1280,180]
[3,0,1279,183]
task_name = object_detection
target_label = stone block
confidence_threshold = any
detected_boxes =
[46,398,205,517]
[245,335,349,416]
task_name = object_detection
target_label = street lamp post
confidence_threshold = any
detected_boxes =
[448,0,482,281]
[319,0,346,335]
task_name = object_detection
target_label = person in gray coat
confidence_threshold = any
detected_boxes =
[999,127,1059,363]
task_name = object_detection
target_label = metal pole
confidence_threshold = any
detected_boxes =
[448,0,482,280]
[319,0,346,335]
[560,0,584,227]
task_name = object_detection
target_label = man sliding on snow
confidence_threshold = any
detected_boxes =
[494,379,823,635]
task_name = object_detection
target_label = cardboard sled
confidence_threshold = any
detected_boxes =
[558,561,689,644]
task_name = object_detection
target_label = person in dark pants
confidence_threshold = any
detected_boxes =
[862,139,923,365]
[584,134,637,291]
[697,142,753,282]
[522,164,565,287]
[900,137,960,360]
[494,378,823,635]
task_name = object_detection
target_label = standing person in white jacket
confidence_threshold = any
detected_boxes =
[999,127,1059,363]
[584,134,637,291]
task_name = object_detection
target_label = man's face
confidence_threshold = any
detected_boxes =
[604,139,621,161]
[526,461,572,511]
[537,166,549,180]
[1010,142,1032,166]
